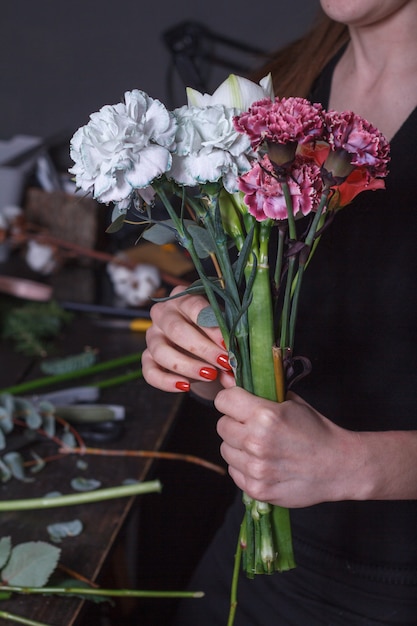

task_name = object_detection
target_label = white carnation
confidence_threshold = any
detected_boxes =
[69,90,177,206]
[168,104,253,192]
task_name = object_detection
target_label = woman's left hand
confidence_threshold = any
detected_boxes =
[215,387,369,508]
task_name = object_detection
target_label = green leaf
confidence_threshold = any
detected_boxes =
[3,452,34,483]
[47,520,83,543]
[197,306,221,328]
[13,399,42,430]
[0,396,14,434]
[70,477,101,492]
[234,223,256,286]
[0,430,5,451]
[0,537,11,569]
[106,212,126,234]
[60,431,76,448]
[187,224,216,259]
[1,541,60,587]
[0,459,12,483]
[151,280,211,302]
[29,451,46,474]
[142,222,177,245]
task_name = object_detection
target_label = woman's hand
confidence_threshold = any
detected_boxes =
[215,387,371,508]
[142,286,235,396]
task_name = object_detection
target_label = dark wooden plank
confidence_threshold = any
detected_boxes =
[0,315,182,625]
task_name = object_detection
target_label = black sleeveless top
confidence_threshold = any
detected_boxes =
[291,50,417,579]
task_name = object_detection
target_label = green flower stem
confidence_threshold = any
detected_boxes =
[0,354,143,396]
[181,190,254,391]
[155,185,230,343]
[0,585,204,600]
[273,225,286,293]
[245,232,276,401]
[227,524,244,626]
[279,255,297,351]
[281,182,297,241]
[0,611,51,626]
[271,505,296,571]
[288,190,329,348]
[0,481,162,511]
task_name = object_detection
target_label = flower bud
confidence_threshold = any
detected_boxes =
[322,147,355,185]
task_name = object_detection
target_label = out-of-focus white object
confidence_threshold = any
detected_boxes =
[107,261,160,306]
[25,240,57,275]
[0,205,24,262]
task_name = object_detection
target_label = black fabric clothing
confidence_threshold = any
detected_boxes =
[174,52,417,625]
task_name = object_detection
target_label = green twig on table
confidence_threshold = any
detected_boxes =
[0,585,204,599]
[0,611,52,626]
[0,353,143,395]
[0,481,162,511]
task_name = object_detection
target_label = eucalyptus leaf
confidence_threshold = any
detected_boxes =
[0,429,5,451]
[70,477,101,492]
[186,224,216,259]
[1,541,60,587]
[0,458,12,483]
[40,412,56,438]
[47,519,83,543]
[13,399,42,430]
[142,221,177,245]
[197,306,221,328]
[0,537,11,569]
[3,452,34,483]
[106,212,126,234]
[29,450,46,474]
[60,431,77,448]
[0,405,14,435]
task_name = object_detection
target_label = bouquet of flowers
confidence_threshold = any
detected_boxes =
[69,73,390,579]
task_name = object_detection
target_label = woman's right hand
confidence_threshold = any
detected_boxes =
[142,286,235,396]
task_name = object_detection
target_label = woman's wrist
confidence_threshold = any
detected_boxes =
[346,429,417,501]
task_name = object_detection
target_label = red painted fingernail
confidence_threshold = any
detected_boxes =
[216,354,232,371]
[221,339,227,350]
[175,381,190,391]
[199,367,218,381]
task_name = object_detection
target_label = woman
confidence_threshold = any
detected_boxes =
[143,1,417,623]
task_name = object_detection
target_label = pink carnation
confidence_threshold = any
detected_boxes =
[325,110,390,177]
[238,155,323,221]
[234,97,325,149]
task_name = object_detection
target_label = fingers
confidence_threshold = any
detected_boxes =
[142,287,234,393]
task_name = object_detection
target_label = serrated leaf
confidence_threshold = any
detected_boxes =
[47,520,83,543]
[70,477,101,492]
[58,578,110,604]
[0,537,12,569]
[1,541,60,587]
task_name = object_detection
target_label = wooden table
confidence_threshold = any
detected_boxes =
[0,312,183,626]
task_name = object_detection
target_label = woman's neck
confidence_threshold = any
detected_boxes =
[328,6,417,140]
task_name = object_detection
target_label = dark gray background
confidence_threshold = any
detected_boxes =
[0,1,320,141]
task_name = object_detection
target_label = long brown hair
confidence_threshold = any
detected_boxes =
[251,10,349,97]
